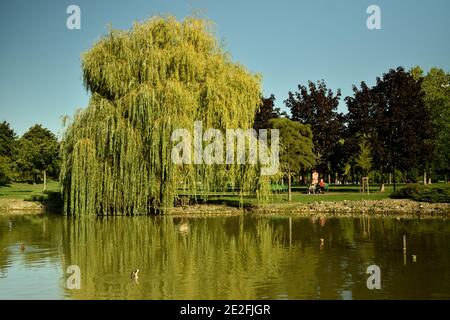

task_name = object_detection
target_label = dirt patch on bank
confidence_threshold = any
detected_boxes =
[0,199,43,214]
[1,198,448,217]
[167,204,245,217]
[168,199,450,218]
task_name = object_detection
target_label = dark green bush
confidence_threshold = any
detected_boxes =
[25,190,63,208]
[390,184,421,199]
[415,185,450,203]
[25,194,47,202]
[391,184,450,203]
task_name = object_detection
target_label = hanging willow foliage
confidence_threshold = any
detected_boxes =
[61,16,270,215]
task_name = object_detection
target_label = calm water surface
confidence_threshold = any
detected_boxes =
[0,214,449,299]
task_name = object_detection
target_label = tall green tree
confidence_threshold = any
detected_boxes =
[0,122,17,184]
[0,156,13,185]
[0,121,17,158]
[16,124,59,190]
[346,82,377,185]
[348,67,431,191]
[345,82,373,147]
[355,138,372,177]
[421,67,450,182]
[410,66,436,185]
[285,80,345,183]
[61,16,264,215]
[375,68,432,190]
[269,118,316,201]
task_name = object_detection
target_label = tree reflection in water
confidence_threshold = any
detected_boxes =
[0,214,449,299]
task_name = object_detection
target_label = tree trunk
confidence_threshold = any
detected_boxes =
[393,166,396,192]
[328,174,331,185]
[288,169,292,202]
[389,173,392,185]
[428,178,432,185]
[423,170,427,185]
[351,166,355,185]
[43,169,47,191]
[380,183,385,192]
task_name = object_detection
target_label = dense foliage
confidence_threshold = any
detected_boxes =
[16,125,60,189]
[346,67,432,190]
[253,95,285,130]
[269,118,316,201]
[2,17,449,212]
[60,16,265,215]
[391,184,450,203]
[285,80,345,178]
[0,123,59,187]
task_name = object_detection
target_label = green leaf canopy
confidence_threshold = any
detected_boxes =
[61,16,264,215]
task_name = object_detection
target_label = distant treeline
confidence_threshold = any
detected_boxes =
[0,123,59,189]
[255,66,450,188]
[1,67,449,194]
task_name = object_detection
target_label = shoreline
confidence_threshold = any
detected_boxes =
[168,199,450,218]
[1,198,449,218]
[0,199,44,215]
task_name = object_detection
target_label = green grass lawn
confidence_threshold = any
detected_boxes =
[273,190,390,203]
[204,183,400,207]
[0,181,60,200]
[290,183,400,194]
[207,192,390,207]
[0,181,416,205]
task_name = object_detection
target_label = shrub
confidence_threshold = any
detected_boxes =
[391,184,450,203]
[390,184,421,199]
[25,190,63,208]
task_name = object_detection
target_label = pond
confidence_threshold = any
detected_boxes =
[0,214,449,299]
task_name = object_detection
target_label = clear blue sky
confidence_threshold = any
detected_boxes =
[1,0,449,136]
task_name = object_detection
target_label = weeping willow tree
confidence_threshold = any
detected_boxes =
[61,16,269,215]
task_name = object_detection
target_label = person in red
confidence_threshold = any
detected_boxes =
[319,179,325,194]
